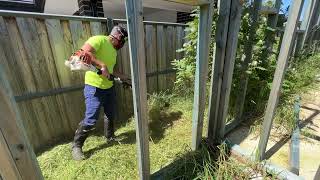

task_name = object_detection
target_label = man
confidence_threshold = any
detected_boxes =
[72,25,129,161]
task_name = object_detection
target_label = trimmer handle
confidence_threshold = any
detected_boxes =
[97,70,132,88]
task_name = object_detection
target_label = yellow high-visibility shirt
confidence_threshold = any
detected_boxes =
[84,35,117,89]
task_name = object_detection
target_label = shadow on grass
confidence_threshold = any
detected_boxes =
[82,110,183,157]
[35,114,133,155]
[149,110,183,143]
[85,142,114,158]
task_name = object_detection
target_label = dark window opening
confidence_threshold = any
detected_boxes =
[0,0,45,12]
[177,12,194,24]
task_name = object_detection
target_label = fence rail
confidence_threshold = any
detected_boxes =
[0,11,185,152]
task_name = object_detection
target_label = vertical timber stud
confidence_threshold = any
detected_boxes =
[0,66,43,179]
[207,0,231,142]
[300,0,313,32]
[215,0,243,141]
[301,0,319,48]
[191,2,214,150]
[257,0,305,161]
[124,0,150,179]
[309,6,320,50]
[289,97,301,175]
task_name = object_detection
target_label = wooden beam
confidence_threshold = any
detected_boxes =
[233,0,262,133]
[300,0,313,31]
[260,6,278,15]
[0,130,21,180]
[207,0,232,142]
[301,0,319,48]
[257,0,305,161]
[163,0,211,6]
[0,66,43,179]
[191,2,214,150]
[293,30,305,56]
[124,0,150,179]
[308,2,320,47]
[289,97,301,175]
[214,0,243,141]
[310,11,320,48]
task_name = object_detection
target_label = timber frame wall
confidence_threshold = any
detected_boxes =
[1,0,320,179]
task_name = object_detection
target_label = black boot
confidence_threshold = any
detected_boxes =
[104,114,116,142]
[72,123,95,161]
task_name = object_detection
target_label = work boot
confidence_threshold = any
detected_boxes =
[72,146,85,161]
[104,114,115,141]
[72,123,95,161]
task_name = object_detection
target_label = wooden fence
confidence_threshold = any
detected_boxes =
[0,11,186,152]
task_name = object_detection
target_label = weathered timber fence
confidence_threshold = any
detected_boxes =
[0,10,186,152]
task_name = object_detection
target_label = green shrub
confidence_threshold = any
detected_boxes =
[171,1,320,133]
[172,9,218,96]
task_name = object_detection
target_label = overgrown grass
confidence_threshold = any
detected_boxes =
[247,53,320,136]
[162,143,277,179]
[37,95,196,180]
[273,53,320,133]
[37,92,270,179]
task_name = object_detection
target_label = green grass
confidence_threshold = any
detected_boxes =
[245,53,320,136]
[273,53,320,133]
[37,96,196,180]
[160,143,277,180]
[37,93,275,180]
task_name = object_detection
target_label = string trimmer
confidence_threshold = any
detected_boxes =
[65,49,132,88]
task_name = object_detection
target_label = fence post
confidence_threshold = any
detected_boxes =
[191,2,214,150]
[289,97,301,175]
[301,0,319,49]
[124,0,150,179]
[207,0,232,142]
[208,0,243,143]
[257,0,305,161]
[311,12,320,53]
[216,0,243,140]
[0,65,43,179]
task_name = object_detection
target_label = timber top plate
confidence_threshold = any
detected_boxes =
[163,0,211,6]
[260,6,278,15]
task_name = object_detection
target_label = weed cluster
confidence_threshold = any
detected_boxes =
[164,143,277,179]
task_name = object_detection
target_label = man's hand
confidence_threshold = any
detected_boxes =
[101,66,110,79]
[81,43,108,73]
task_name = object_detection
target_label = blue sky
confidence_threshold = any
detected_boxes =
[280,0,308,19]
[282,0,291,9]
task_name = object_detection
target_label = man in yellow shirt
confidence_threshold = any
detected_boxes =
[72,26,129,161]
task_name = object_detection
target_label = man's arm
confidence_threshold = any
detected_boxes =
[81,43,110,79]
